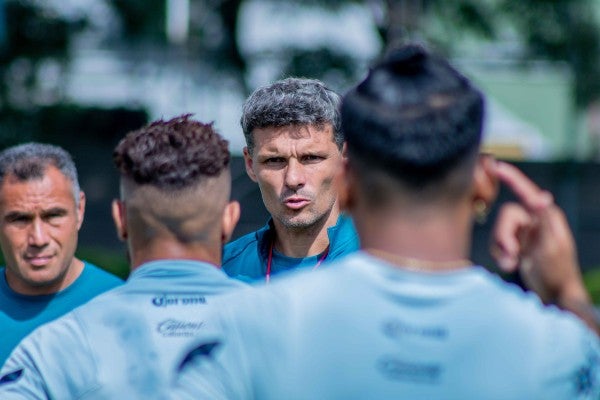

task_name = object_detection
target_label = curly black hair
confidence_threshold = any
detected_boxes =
[113,114,230,190]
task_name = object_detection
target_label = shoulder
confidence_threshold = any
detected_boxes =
[443,266,600,350]
[20,312,90,356]
[81,261,124,287]
[533,308,600,398]
[327,214,360,258]
[222,226,269,278]
[223,231,260,261]
[0,312,96,398]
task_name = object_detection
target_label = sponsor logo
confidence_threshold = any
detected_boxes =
[157,319,204,337]
[0,369,23,385]
[377,356,441,384]
[151,294,206,307]
[572,339,600,396]
[382,319,447,341]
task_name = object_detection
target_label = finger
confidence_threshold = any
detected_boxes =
[494,161,553,212]
[491,203,531,272]
[536,204,577,253]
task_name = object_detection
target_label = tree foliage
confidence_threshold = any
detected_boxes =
[0,0,85,108]
[2,0,600,109]
[103,0,600,109]
[0,0,148,147]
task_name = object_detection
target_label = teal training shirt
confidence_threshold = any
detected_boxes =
[0,261,122,366]
[172,251,600,400]
[222,213,359,282]
[0,260,247,399]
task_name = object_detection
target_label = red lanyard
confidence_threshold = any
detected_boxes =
[265,239,330,283]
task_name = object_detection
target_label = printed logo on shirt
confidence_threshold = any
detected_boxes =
[157,319,205,337]
[382,319,447,341]
[376,356,442,384]
[0,368,23,385]
[177,341,222,372]
[151,294,206,307]
[571,338,600,396]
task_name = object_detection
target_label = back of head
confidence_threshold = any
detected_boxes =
[341,44,485,204]
[241,77,343,152]
[0,142,81,203]
[113,114,231,243]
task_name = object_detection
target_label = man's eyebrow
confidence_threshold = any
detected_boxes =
[41,207,68,217]
[4,211,33,221]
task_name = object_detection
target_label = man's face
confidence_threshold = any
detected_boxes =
[0,165,84,295]
[244,124,344,231]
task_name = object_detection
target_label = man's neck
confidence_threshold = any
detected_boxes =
[272,210,340,258]
[129,239,221,271]
[357,203,473,271]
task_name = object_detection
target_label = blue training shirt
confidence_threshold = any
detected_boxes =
[171,251,600,400]
[222,213,359,282]
[0,261,122,366]
[0,260,247,399]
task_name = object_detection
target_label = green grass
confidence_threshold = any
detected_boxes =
[75,246,129,279]
[583,268,600,305]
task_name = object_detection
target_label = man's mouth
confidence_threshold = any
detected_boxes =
[24,254,54,267]
[284,197,310,210]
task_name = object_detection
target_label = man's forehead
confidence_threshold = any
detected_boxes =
[253,124,334,142]
[0,183,75,214]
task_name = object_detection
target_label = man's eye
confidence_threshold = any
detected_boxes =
[302,155,323,163]
[264,158,286,164]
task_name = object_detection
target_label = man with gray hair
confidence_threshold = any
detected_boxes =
[0,116,246,398]
[0,142,122,366]
[223,77,359,282]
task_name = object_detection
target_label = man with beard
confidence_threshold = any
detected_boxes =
[223,78,359,283]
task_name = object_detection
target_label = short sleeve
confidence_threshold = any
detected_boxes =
[538,312,600,400]
[0,313,96,399]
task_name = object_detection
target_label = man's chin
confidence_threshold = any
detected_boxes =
[24,269,62,287]
[280,215,320,230]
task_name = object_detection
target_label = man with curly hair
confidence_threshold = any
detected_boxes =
[0,115,245,398]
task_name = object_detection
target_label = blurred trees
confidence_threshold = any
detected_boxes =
[0,0,82,109]
[104,0,600,110]
[0,0,147,148]
[401,0,600,109]
[1,0,600,114]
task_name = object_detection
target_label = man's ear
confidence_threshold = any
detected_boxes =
[337,158,355,213]
[243,147,258,183]
[76,191,86,230]
[471,154,499,220]
[111,199,128,241]
[221,201,241,245]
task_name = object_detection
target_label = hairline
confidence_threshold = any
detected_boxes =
[0,145,82,207]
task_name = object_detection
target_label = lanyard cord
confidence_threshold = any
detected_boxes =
[265,239,330,283]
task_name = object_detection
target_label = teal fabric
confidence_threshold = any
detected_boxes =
[0,260,246,399]
[172,252,600,400]
[0,262,122,366]
[222,214,359,282]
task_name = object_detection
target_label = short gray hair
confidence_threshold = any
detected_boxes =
[241,77,343,153]
[0,142,81,205]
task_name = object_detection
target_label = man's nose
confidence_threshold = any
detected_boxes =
[284,159,306,190]
[28,219,49,247]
